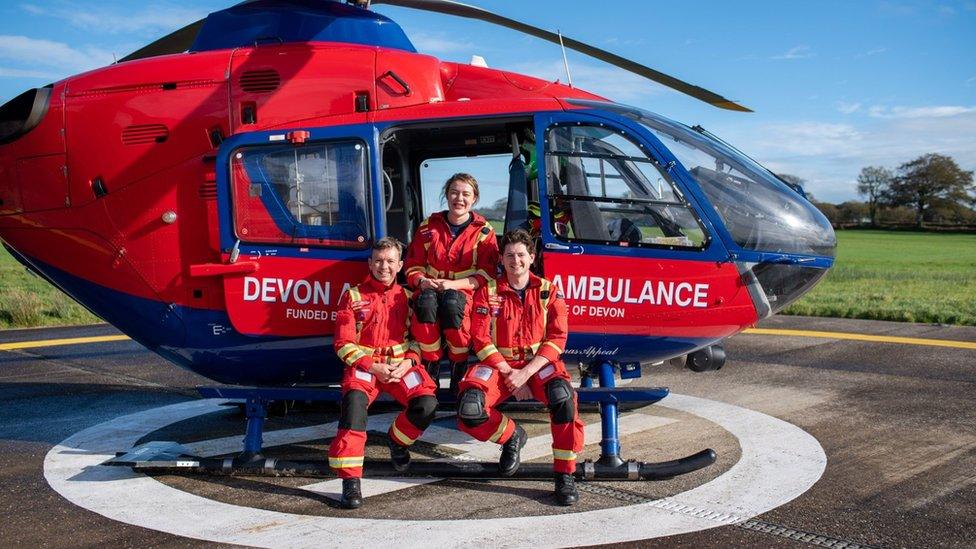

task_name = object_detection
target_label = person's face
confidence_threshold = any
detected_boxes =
[502,242,534,279]
[446,181,476,218]
[369,246,402,285]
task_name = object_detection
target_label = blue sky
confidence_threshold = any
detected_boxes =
[1,0,973,202]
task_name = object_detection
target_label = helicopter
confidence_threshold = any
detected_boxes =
[0,0,836,391]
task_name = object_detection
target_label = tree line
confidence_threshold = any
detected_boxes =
[789,153,976,228]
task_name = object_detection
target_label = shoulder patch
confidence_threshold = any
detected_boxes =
[540,290,551,300]
[481,226,491,235]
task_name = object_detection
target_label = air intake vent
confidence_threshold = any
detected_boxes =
[239,69,281,93]
[121,124,168,145]
[198,182,217,201]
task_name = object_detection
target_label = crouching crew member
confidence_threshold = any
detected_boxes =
[328,237,439,509]
[404,173,499,386]
[456,229,585,505]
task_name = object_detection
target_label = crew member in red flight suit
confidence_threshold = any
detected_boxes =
[456,229,584,506]
[404,172,500,388]
[328,237,439,509]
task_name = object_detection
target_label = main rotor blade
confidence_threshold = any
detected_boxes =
[118,19,206,63]
[370,0,751,112]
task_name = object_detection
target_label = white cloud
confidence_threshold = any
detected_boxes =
[772,45,814,60]
[19,3,203,36]
[868,105,976,118]
[716,112,976,202]
[505,59,667,102]
[855,47,887,58]
[0,66,60,79]
[0,35,113,73]
[410,32,476,55]
[836,101,862,114]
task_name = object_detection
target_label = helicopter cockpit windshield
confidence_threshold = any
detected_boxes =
[567,99,836,259]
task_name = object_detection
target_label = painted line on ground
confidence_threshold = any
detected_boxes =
[44,394,826,547]
[0,334,130,351]
[743,328,976,350]
[5,328,975,353]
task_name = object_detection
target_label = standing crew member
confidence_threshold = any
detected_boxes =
[456,229,584,506]
[328,237,439,509]
[404,173,500,387]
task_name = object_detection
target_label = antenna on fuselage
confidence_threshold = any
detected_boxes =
[557,29,573,88]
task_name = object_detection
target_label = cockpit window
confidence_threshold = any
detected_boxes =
[545,124,708,250]
[566,99,836,258]
[230,139,370,248]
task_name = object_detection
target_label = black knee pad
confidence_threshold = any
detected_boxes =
[339,390,368,431]
[415,289,439,324]
[546,378,576,424]
[458,389,488,427]
[406,395,438,430]
[438,289,467,330]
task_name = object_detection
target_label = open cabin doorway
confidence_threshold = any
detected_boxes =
[379,116,539,272]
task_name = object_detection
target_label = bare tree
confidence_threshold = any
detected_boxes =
[856,166,892,227]
[886,154,974,228]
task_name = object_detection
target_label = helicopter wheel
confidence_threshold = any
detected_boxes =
[686,345,726,372]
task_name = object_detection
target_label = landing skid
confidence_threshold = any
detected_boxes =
[106,361,717,482]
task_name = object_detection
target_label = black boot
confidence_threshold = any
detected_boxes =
[498,424,527,476]
[554,473,579,506]
[340,478,363,509]
[389,437,411,472]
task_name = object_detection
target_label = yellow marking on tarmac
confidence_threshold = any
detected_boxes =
[0,334,131,351]
[744,328,976,350]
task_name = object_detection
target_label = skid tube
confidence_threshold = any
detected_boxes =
[120,449,716,481]
[110,360,717,482]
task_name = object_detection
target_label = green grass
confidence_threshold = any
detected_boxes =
[0,244,100,329]
[783,230,976,325]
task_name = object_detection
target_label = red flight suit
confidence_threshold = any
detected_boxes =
[457,273,585,474]
[328,275,438,479]
[404,211,499,362]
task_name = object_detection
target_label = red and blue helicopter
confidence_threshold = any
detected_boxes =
[0,0,835,478]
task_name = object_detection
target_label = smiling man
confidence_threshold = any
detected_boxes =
[456,229,585,506]
[328,237,439,509]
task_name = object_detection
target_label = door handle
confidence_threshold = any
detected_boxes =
[545,242,584,255]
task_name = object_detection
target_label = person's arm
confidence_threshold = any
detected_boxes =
[334,290,373,372]
[472,225,500,290]
[538,280,568,364]
[404,219,432,289]
[470,285,509,371]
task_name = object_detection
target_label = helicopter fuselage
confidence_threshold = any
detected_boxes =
[0,4,834,386]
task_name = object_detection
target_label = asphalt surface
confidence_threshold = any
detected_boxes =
[0,316,974,548]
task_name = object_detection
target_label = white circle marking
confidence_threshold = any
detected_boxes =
[45,394,825,547]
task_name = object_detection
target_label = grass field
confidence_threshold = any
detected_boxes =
[783,230,976,325]
[2,230,974,329]
[0,245,99,329]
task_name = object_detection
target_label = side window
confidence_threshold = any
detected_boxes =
[545,124,707,249]
[419,154,510,232]
[230,139,370,248]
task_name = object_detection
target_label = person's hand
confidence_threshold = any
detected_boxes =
[418,277,437,291]
[368,362,396,383]
[503,367,533,392]
[431,278,451,291]
[388,359,414,381]
[512,385,533,401]
[496,361,513,376]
